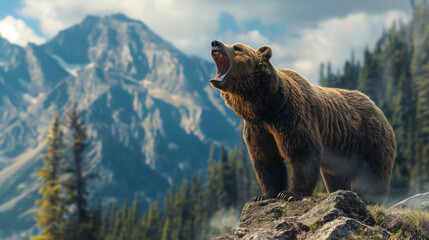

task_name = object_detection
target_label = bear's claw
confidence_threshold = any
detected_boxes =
[252,195,266,202]
[277,191,300,201]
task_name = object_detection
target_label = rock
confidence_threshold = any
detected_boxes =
[212,234,239,240]
[389,192,429,211]
[241,219,296,240]
[239,199,286,229]
[213,191,429,240]
[213,220,295,240]
[298,190,374,227]
[213,199,296,240]
[213,199,309,240]
[307,217,390,240]
[230,227,249,238]
[214,190,383,240]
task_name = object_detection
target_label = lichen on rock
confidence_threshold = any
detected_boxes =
[213,190,429,240]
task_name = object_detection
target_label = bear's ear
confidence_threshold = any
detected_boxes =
[257,46,272,60]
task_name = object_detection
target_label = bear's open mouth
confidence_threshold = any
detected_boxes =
[211,50,231,82]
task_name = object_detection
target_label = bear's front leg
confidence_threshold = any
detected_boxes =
[277,153,320,201]
[274,127,322,201]
[243,121,287,201]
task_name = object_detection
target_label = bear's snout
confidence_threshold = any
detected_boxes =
[211,40,222,48]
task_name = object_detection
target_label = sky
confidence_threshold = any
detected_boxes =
[0,0,414,83]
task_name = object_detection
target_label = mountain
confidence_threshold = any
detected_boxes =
[0,14,239,238]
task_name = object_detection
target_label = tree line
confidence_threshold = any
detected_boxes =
[92,145,262,239]
[31,104,100,240]
[32,4,429,239]
[32,108,262,239]
[319,4,429,201]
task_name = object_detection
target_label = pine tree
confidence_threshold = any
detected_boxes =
[217,146,229,208]
[171,181,185,240]
[358,48,381,104]
[92,198,102,240]
[101,200,117,239]
[226,148,239,206]
[128,193,140,239]
[237,123,250,205]
[320,62,337,87]
[339,51,360,90]
[113,200,127,239]
[199,212,209,240]
[383,26,416,197]
[174,180,192,240]
[140,207,149,239]
[329,62,341,87]
[62,104,98,240]
[191,172,207,239]
[317,4,429,199]
[215,146,238,208]
[145,199,163,239]
[409,4,429,192]
[64,104,90,222]
[164,185,175,223]
[32,114,65,240]
[161,218,171,240]
[206,145,218,215]
[319,63,326,86]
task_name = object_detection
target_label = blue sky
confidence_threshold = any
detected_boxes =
[0,0,414,83]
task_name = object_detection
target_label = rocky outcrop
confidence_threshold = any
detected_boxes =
[213,190,429,240]
[389,192,429,211]
[308,217,389,240]
[298,190,373,227]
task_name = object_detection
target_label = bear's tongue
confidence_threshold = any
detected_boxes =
[212,68,230,82]
[211,52,230,82]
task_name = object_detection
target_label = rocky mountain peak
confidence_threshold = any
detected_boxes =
[43,13,171,64]
[0,13,239,238]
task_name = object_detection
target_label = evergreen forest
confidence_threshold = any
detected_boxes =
[31,4,429,240]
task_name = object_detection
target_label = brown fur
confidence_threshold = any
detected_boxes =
[210,41,396,204]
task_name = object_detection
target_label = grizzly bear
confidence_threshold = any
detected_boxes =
[209,40,396,204]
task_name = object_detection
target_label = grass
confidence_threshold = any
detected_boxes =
[268,193,429,239]
[348,225,385,240]
[367,205,387,226]
[278,192,328,216]
[367,205,429,240]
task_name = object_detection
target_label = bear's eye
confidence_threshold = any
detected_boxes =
[233,45,243,52]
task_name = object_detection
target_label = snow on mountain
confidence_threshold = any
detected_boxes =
[0,14,239,238]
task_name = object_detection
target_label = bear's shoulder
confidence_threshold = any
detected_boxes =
[277,68,315,94]
[278,69,309,84]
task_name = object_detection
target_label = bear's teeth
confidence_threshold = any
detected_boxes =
[219,69,230,80]
[211,68,230,82]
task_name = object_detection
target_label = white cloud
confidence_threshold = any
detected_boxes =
[17,0,300,58]
[17,0,410,84]
[220,30,270,50]
[270,10,410,84]
[19,0,222,55]
[0,16,46,46]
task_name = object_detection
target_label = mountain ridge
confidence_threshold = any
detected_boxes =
[0,13,239,238]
